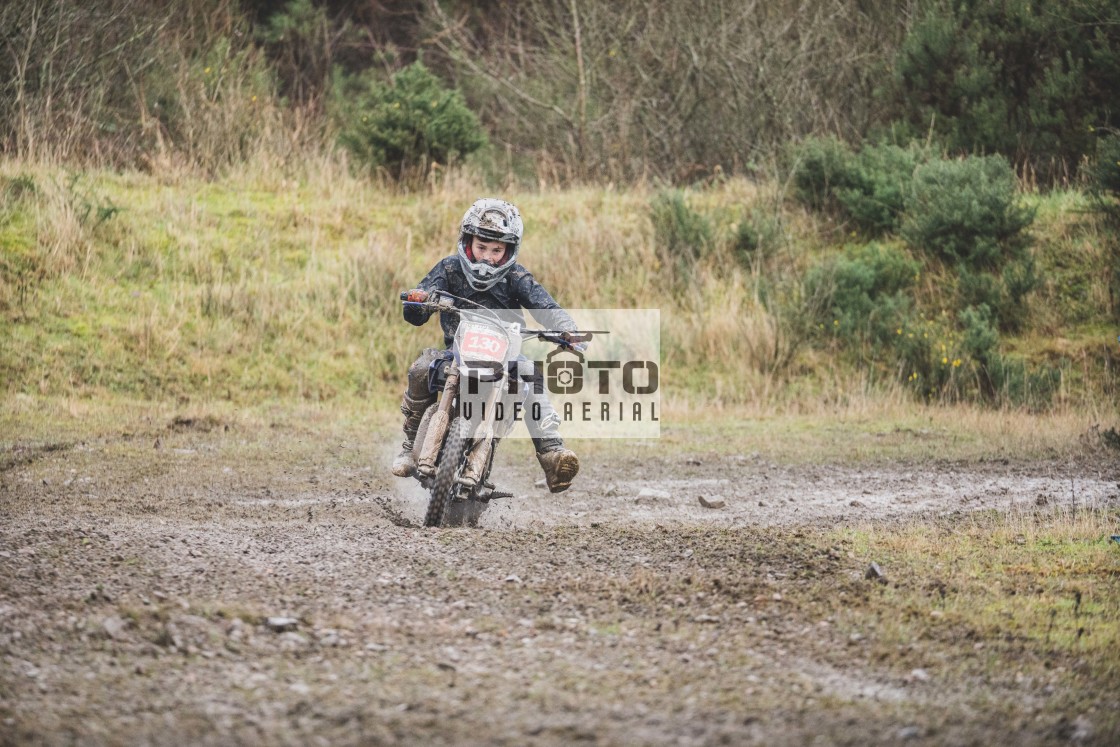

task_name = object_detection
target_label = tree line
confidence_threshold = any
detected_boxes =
[2,0,1117,185]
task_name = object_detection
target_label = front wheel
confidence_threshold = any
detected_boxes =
[424,416,466,527]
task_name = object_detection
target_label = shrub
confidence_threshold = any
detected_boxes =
[957,304,1057,409]
[791,138,928,236]
[650,191,712,279]
[807,242,920,350]
[959,304,1000,367]
[894,311,967,402]
[333,61,487,179]
[902,154,1037,331]
[997,257,1038,333]
[902,154,1034,268]
[731,220,761,259]
[1091,134,1120,220]
[954,260,1035,334]
[1103,426,1120,451]
[728,209,782,270]
[805,244,1054,407]
[833,143,926,235]
[789,136,858,212]
[955,268,1002,324]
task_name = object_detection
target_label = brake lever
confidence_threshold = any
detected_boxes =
[536,333,588,353]
[399,291,457,312]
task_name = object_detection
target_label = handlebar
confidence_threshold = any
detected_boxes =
[400,289,596,351]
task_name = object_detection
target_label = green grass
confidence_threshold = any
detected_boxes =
[2,160,1118,421]
[824,509,1120,692]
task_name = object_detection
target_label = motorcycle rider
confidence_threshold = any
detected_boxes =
[392,198,580,493]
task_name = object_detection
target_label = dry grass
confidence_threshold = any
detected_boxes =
[2,159,1118,430]
[642,400,1115,465]
[828,507,1120,701]
[4,386,1114,476]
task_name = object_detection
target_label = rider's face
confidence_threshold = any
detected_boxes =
[471,236,508,266]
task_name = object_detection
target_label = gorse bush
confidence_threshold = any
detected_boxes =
[790,136,856,212]
[951,259,1037,334]
[789,144,1054,402]
[902,155,1034,269]
[957,304,1059,410]
[1102,426,1120,451]
[649,191,713,280]
[792,144,1035,264]
[728,209,782,270]
[804,243,973,400]
[790,138,927,235]
[959,304,1000,368]
[890,311,966,402]
[807,243,920,351]
[833,143,926,235]
[333,61,487,179]
[902,154,1037,331]
[803,243,1056,408]
[731,220,762,261]
[996,257,1038,333]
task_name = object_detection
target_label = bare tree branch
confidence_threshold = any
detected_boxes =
[425,0,575,128]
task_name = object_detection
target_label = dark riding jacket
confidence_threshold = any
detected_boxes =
[404,256,576,347]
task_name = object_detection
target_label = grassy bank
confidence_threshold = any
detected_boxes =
[1,159,1118,425]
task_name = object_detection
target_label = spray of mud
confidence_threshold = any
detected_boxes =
[375,432,560,530]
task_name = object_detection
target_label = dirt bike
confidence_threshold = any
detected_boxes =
[400,290,584,528]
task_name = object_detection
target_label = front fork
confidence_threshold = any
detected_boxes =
[417,365,506,497]
[416,369,459,477]
[458,378,503,489]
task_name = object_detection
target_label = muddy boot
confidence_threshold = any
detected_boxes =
[391,394,435,477]
[536,445,580,494]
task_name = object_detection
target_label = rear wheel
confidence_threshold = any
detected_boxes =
[424,416,466,527]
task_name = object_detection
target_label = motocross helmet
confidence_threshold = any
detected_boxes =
[456,198,522,291]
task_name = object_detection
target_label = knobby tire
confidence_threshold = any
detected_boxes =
[424,416,466,527]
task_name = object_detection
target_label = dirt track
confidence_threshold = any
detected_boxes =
[2,421,1119,746]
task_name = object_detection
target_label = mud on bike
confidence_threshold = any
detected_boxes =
[400,290,586,527]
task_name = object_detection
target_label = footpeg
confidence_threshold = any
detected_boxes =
[477,487,513,502]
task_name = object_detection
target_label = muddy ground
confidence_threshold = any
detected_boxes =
[2,419,1119,746]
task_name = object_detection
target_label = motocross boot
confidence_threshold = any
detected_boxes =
[391,393,436,477]
[528,395,578,493]
[535,438,580,494]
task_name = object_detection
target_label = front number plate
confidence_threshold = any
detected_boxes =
[461,323,509,362]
